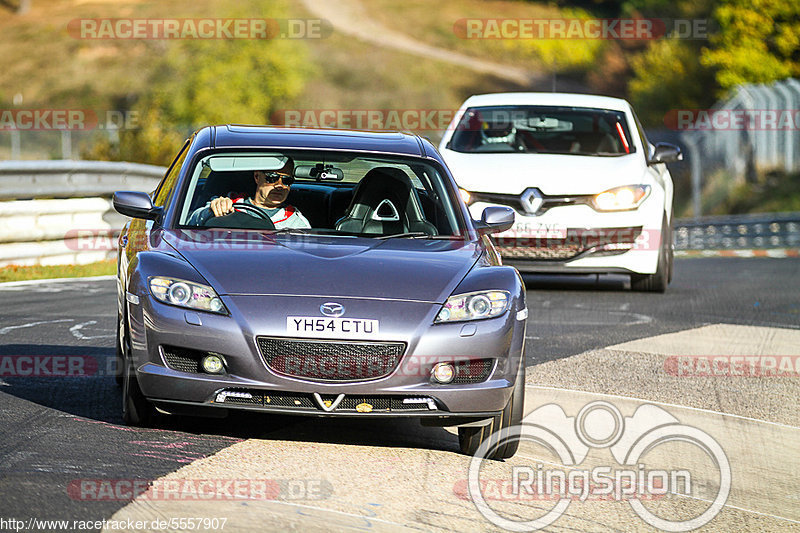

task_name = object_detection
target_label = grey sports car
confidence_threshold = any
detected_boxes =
[113,126,527,458]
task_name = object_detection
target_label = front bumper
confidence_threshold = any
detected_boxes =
[127,293,526,422]
[470,201,664,275]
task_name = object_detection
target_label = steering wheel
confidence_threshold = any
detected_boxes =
[202,203,275,230]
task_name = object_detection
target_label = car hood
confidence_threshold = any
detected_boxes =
[161,230,481,303]
[442,150,646,196]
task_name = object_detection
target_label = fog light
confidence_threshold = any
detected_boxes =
[202,354,225,374]
[432,362,455,384]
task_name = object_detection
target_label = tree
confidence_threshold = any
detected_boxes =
[150,35,309,128]
[86,3,311,165]
[701,0,800,92]
[628,39,717,125]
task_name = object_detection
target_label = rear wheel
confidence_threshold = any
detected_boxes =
[121,326,157,427]
[458,356,525,460]
[631,215,671,293]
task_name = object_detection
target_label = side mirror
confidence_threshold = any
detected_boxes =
[113,191,162,220]
[649,142,683,165]
[476,206,514,234]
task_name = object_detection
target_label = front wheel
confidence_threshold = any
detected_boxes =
[459,356,525,460]
[631,217,671,293]
[121,330,157,427]
[114,313,125,386]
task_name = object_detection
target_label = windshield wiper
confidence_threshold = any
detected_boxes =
[374,232,433,240]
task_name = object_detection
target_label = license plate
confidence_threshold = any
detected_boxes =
[286,316,380,339]
[502,222,567,239]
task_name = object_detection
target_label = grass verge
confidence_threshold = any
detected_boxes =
[0,260,115,283]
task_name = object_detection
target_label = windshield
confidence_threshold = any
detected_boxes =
[448,105,636,156]
[176,150,465,238]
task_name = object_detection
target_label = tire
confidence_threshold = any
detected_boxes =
[631,215,670,293]
[121,327,157,427]
[667,212,675,284]
[114,313,124,386]
[458,356,525,460]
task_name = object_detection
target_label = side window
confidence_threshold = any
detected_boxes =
[152,140,190,207]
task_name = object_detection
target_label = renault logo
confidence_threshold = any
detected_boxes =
[320,302,345,317]
[520,188,544,215]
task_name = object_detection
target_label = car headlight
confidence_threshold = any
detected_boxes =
[592,185,650,211]
[459,188,473,205]
[149,277,227,314]
[435,290,510,323]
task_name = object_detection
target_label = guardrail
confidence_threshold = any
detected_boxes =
[0,160,165,266]
[0,160,165,200]
[674,212,800,250]
[1,160,798,266]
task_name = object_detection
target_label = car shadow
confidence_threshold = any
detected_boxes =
[0,343,461,454]
[521,273,630,291]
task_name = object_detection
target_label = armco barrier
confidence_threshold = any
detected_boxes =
[1,160,798,266]
[0,160,165,200]
[0,160,165,266]
[674,212,800,250]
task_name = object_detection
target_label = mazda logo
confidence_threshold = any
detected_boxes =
[320,302,345,317]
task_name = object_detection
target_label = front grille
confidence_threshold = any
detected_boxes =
[469,191,588,216]
[257,336,406,382]
[213,389,437,412]
[493,227,642,261]
[453,359,495,384]
[263,392,316,409]
[162,346,203,373]
[495,241,583,260]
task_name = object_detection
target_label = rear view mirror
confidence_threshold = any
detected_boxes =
[113,191,162,220]
[476,206,515,234]
[295,164,344,181]
[649,143,683,165]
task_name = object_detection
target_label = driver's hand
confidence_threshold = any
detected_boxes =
[210,197,234,217]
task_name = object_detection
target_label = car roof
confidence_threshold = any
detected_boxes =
[210,125,433,157]
[460,92,631,112]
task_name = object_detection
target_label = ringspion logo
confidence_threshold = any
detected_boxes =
[468,401,730,531]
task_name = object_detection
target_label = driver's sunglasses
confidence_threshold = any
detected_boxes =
[262,171,295,186]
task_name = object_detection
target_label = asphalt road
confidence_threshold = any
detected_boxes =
[0,257,797,530]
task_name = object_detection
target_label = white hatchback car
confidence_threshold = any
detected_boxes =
[439,92,681,292]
